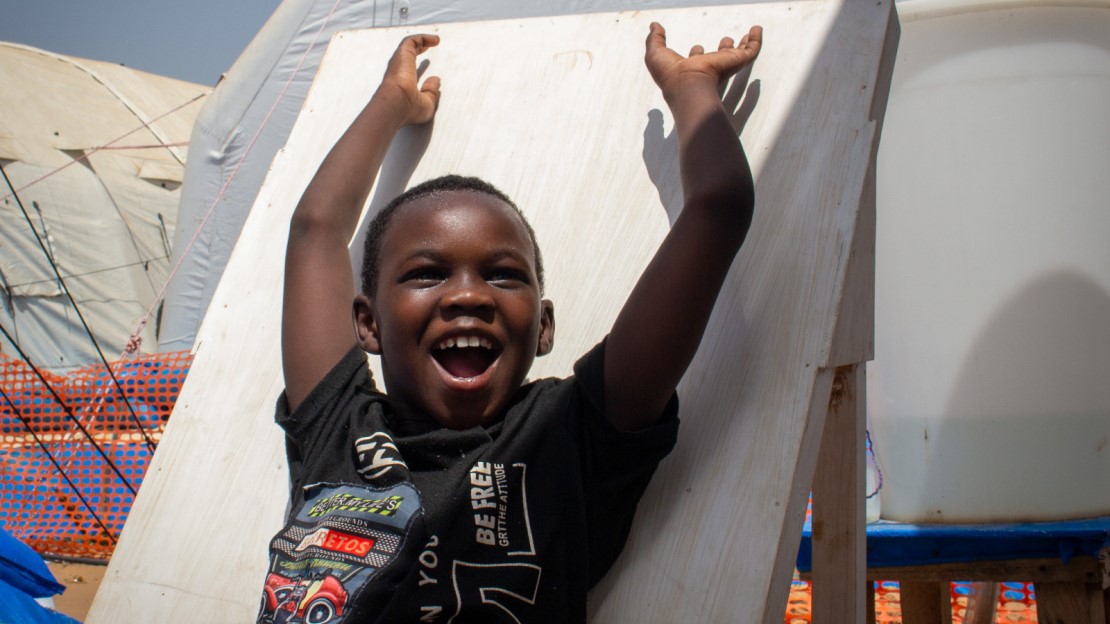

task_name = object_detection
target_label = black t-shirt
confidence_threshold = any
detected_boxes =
[258,341,678,624]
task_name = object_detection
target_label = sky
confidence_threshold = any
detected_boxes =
[0,1,280,86]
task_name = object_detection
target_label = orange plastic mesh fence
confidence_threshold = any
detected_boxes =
[785,578,1040,623]
[0,351,192,561]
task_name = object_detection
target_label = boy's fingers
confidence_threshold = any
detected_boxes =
[719,36,735,51]
[689,44,705,57]
[421,75,441,100]
[746,25,763,51]
[391,34,439,69]
[645,22,666,52]
[405,33,440,53]
[407,75,440,123]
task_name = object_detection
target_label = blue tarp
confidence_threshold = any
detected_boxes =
[0,526,79,624]
[0,578,80,624]
[797,515,1110,571]
[0,527,63,598]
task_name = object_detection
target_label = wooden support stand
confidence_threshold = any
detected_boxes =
[811,364,868,623]
[807,529,1110,623]
[873,554,1109,624]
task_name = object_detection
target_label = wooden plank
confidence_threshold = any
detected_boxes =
[1103,547,1110,620]
[900,581,953,624]
[805,11,892,616]
[1035,581,1107,624]
[825,162,876,368]
[824,0,895,368]
[811,364,868,622]
[89,3,895,622]
[864,556,1104,584]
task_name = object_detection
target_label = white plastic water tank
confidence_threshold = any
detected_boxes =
[868,0,1110,522]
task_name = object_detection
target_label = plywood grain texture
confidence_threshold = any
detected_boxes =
[89,3,896,622]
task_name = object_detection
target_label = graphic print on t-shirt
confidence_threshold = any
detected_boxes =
[258,482,421,624]
[466,461,534,555]
[354,432,405,480]
[413,461,544,623]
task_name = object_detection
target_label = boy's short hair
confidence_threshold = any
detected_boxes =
[360,174,545,296]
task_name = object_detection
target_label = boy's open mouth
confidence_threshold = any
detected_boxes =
[431,335,500,380]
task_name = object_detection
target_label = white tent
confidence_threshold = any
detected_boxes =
[0,43,209,371]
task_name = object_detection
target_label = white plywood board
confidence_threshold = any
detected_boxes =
[90,3,894,622]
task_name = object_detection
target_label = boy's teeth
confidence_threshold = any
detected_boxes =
[437,336,492,350]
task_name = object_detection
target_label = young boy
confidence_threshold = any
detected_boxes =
[260,22,761,624]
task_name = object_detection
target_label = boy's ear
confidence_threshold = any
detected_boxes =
[353,294,382,354]
[536,299,555,356]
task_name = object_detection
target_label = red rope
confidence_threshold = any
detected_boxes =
[121,0,347,359]
[0,94,205,203]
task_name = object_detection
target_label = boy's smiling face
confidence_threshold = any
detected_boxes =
[355,190,554,430]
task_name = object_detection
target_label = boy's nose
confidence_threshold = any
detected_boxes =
[440,281,495,313]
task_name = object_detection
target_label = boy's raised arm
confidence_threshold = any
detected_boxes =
[283,35,440,411]
[603,23,762,431]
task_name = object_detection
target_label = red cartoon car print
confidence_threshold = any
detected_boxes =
[260,571,348,624]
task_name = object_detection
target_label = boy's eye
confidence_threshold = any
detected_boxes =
[401,268,445,284]
[487,268,530,286]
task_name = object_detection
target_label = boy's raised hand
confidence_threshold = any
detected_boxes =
[283,34,441,411]
[645,22,762,101]
[603,23,760,431]
[378,34,442,126]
